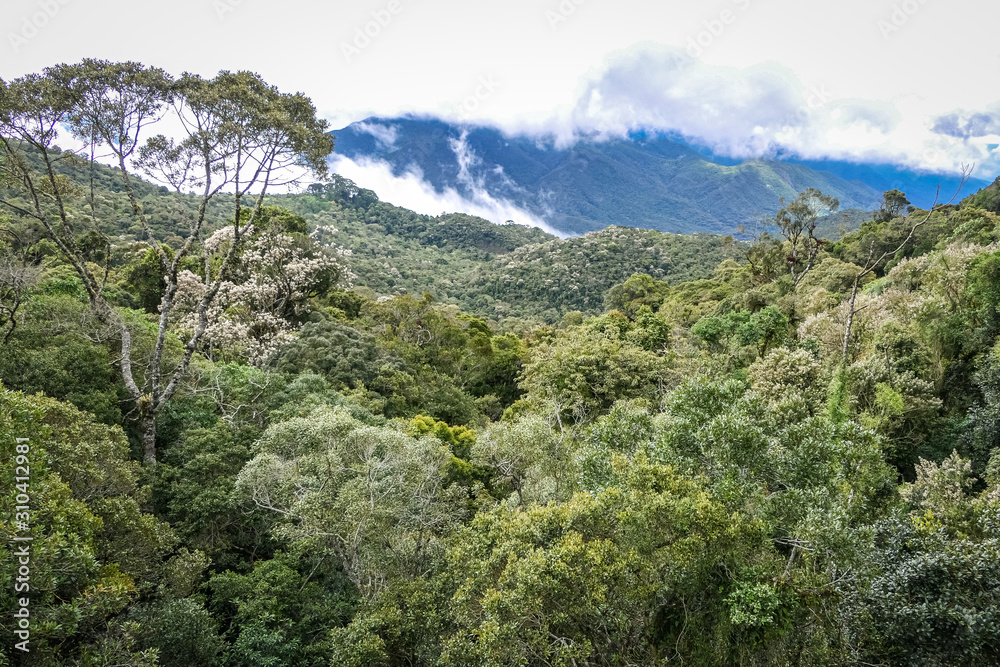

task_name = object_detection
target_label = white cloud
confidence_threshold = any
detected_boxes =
[495,44,1000,178]
[5,0,1000,182]
[328,154,564,238]
[353,121,399,150]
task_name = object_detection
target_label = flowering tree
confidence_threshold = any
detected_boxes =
[172,209,350,365]
[0,60,335,464]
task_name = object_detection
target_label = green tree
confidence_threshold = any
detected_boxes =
[874,188,911,223]
[235,406,467,601]
[773,187,839,287]
[603,272,671,317]
[519,323,670,425]
[0,385,176,665]
[843,451,1000,666]
[0,60,334,464]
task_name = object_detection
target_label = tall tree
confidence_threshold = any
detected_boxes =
[0,60,334,464]
[840,175,971,366]
[874,188,911,222]
[774,187,839,287]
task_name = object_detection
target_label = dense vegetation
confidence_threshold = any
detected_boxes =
[3,62,1000,666]
[272,181,735,322]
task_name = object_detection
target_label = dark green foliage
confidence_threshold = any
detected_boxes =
[967,249,1000,343]
[208,552,357,667]
[272,320,400,390]
[843,517,1000,667]
[874,188,911,223]
[963,350,1000,477]
[961,175,1000,215]
[128,599,225,667]
[0,295,127,425]
[0,387,176,665]
[603,272,672,316]
[461,226,734,320]
[692,305,788,357]
[117,245,169,312]
[152,422,268,569]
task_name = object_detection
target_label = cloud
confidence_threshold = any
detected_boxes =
[328,153,564,238]
[932,107,1000,140]
[567,46,808,156]
[490,44,999,178]
[353,121,399,150]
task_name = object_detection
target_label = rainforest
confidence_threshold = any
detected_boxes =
[1,61,1000,666]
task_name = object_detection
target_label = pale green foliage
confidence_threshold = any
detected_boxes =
[519,323,670,424]
[747,347,825,413]
[903,449,976,511]
[900,450,983,533]
[436,456,726,666]
[577,399,655,491]
[471,414,570,504]
[798,256,871,295]
[236,406,466,599]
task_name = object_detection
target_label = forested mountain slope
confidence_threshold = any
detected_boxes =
[3,62,1000,667]
[331,117,887,235]
[269,178,735,321]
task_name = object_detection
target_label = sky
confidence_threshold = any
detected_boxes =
[4,0,1000,219]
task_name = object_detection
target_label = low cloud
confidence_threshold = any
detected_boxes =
[353,121,399,150]
[328,153,564,237]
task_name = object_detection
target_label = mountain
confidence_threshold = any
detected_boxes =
[776,157,987,210]
[272,182,732,321]
[328,117,984,237]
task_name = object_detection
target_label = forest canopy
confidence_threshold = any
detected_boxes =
[1,61,1000,666]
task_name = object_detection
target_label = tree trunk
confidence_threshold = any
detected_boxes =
[141,412,157,467]
[841,278,860,366]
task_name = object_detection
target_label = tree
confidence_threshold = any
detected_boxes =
[0,226,39,344]
[171,207,348,365]
[0,60,334,464]
[842,451,1000,666]
[0,385,178,665]
[839,169,971,366]
[603,272,671,317]
[773,187,839,287]
[874,188,911,223]
[519,323,670,426]
[235,406,467,601]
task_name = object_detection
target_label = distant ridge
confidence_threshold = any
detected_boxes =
[328,117,988,236]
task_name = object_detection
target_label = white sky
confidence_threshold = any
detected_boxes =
[4,0,1000,179]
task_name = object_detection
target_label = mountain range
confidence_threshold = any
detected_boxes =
[329,117,989,237]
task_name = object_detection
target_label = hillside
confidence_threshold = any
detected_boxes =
[7,66,1000,667]
[456,226,734,319]
[330,117,891,235]
[268,180,733,321]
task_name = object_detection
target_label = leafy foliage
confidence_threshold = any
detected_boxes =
[4,76,1000,666]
